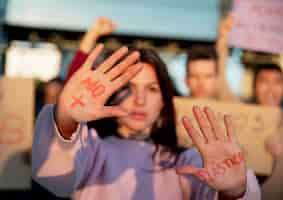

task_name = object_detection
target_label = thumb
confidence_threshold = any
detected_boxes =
[176,165,212,182]
[101,106,129,118]
[175,165,199,175]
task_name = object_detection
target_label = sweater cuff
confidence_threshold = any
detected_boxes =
[234,169,261,200]
[51,104,81,143]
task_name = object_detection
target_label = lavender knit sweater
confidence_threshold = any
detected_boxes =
[32,105,261,200]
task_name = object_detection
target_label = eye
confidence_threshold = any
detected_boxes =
[128,83,138,95]
[148,85,160,92]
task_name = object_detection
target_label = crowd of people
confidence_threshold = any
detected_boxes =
[31,16,283,200]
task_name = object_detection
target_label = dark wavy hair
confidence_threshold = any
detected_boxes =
[251,63,283,105]
[88,48,182,155]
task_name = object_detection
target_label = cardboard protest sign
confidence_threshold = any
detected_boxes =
[174,97,283,175]
[228,0,283,53]
[0,77,34,189]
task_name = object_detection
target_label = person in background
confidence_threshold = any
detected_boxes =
[185,46,219,99]
[35,77,64,118]
[185,14,237,101]
[211,11,283,198]
[251,63,283,199]
[251,63,283,107]
[65,17,116,81]
[215,13,238,101]
[216,13,283,105]
[262,133,283,199]
[184,13,237,101]
[44,77,64,104]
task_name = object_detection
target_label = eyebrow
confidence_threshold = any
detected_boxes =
[147,82,159,85]
[130,81,159,86]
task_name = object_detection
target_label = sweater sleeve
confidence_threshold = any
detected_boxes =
[31,104,106,197]
[65,50,89,82]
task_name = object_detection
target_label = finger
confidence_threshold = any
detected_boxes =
[111,63,143,92]
[100,16,114,25]
[101,106,129,118]
[182,116,206,148]
[107,51,140,81]
[102,17,116,29]
[203,107,226,141]
[176,165,199,175]
[224,115,237,143]
[83,44,104,70]
[99,16,111,22]
[98,46,129,73]
[176,166,212,182]
[193,106,215,143]
[101,18,116,33]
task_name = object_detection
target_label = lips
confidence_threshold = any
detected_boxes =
[130,111,147,120]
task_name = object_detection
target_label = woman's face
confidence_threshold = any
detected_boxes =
[117,62,164,137]
[255,69,283,107]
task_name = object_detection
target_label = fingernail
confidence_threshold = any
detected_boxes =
[204,106,211,113]
[224,114,231,120]
[182,116,189,123]
[135,63,143,70]
[121,46,129,52]
[97,43,104,48]
[193,105,200,113]
[132,51,140,58]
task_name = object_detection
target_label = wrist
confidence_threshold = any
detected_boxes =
[219,183,246,200]
[54,99,78,139]
[79,31,99,53]
[216,43,228,54]
[88,28,101,39]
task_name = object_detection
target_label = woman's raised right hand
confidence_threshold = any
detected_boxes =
[56,44,141,137]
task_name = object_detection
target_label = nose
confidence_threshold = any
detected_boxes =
[134,88,146,106]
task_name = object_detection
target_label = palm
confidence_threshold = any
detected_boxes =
[177,106,246,193]
[62,71,111,122]
[200,141,245,190]
[59,44,141,123]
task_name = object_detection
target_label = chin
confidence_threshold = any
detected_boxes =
[127,124,147,132]
[125,119,152,131]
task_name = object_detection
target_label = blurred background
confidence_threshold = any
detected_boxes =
[0,0,282,199]
[2,0,227,95]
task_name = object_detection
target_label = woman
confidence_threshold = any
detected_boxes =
[32,44,260,199]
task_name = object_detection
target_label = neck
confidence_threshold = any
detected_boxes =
[118,126,151,141]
